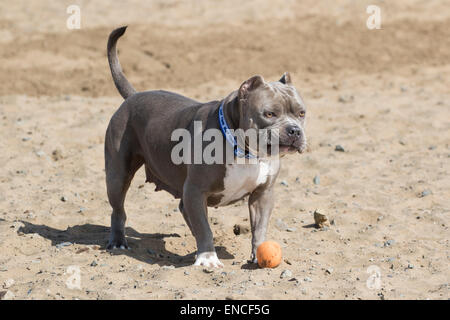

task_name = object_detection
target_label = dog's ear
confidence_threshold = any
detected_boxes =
[279,72,292,85]
[238,75,265,101]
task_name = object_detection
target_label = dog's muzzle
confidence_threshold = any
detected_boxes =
[280,125,306,153]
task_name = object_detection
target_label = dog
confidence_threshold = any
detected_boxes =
[105,26,307,267]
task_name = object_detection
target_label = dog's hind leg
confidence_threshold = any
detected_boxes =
[105,125,144,250]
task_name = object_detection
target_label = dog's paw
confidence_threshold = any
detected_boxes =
[106,237,129,250]
[250,252,258,264]
[194,252,224,268]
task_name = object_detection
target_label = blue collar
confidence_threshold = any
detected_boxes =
[218,100,256,159]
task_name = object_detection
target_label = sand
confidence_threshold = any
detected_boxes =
[0,0,449,300]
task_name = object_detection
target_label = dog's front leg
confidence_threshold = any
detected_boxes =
[182,182,223,268]
[248,186,275,263]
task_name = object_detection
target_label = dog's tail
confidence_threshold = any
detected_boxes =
[107,26,136,99]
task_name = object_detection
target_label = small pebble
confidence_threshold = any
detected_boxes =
[280,269,292,279]
[90,261,98,267]
[162,265,175,270]
[280,180,289,187]
[314,209,330,228]
[419,190,432,198]
[384,240,395,247]
[335,145,345,152]
[313,175,320,185]
[338,95,354,103]
[60,196,68,202]
[51,149,63,161]
[233,224,249,235]
[3,279,15,289]
[25,211,35,219]
[56,242,72,248]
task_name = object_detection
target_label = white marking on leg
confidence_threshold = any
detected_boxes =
[112,245,128,250]
[194,251,223,268]
[256,160,270,185]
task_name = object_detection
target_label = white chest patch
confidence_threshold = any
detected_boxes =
[215,159,279,206]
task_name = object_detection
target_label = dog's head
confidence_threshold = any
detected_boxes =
[236,73,307,156]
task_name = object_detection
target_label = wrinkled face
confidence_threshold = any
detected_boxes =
[238,75,307,156]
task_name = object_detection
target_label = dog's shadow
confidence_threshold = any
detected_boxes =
[18,221,234,268]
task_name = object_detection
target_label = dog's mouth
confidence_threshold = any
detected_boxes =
[266,143,305,155]
[279,144,300,154]
[237,133,306,156]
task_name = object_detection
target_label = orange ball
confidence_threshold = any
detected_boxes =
[256,241,282,268]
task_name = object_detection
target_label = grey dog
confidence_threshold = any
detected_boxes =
[105,26,307,267]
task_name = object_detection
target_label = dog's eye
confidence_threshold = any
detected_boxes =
[298,111,306,118]
[264,111,276,118]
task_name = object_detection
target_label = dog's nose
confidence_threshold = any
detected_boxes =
[286,125,301,138]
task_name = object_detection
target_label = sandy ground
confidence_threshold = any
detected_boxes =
[0,0,449,300]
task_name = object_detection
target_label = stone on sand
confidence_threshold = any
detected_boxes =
[314,209,330,228]
[2,279,15,289]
